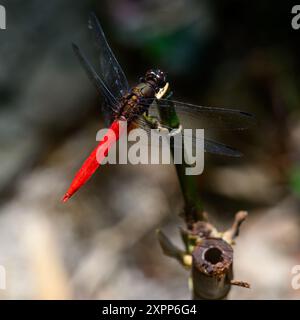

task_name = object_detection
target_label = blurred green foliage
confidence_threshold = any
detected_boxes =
[290,166,300,196]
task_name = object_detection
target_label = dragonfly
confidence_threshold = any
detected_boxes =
[62,13,254,202]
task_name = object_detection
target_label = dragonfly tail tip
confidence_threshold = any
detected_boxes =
[62,193,71,203]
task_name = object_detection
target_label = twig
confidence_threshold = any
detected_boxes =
[156,87,204,224]
[230,280,251,289]
[189,211,250,299]
[157,212,250,299]
[192,237,233,299]
[156,88,250,299]
[222,211,248,244]
[156,229,192,268]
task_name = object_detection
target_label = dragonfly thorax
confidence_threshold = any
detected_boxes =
[121,70,167,121]
[117,82,155,122]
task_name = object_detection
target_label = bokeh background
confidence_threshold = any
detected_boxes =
[0,0,299,299]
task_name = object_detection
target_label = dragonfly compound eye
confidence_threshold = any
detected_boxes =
[145,69,167,90]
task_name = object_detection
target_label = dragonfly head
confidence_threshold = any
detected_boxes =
[143,69,167,92]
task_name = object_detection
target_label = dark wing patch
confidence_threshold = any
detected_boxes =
[88,13,130,100]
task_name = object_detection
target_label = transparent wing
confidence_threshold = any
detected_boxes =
[88,13,130,100]
[72,43,118,107]
[72,43,119,125]
[171,131,242,157]
[130,116,242,157]
[144,99,255,130]
[203,138,242,157]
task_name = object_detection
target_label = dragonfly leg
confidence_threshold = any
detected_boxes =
[142,113,183,137]
[142,113,161,129]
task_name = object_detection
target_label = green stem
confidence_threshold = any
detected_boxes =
[157,89,204,224]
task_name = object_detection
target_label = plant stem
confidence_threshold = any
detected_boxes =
[157,93,204,224]
[156,89,249,300]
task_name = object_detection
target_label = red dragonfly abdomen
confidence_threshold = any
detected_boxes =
[62,120,124,202]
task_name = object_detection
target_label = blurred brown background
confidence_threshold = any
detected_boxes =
[0,0,299,299]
